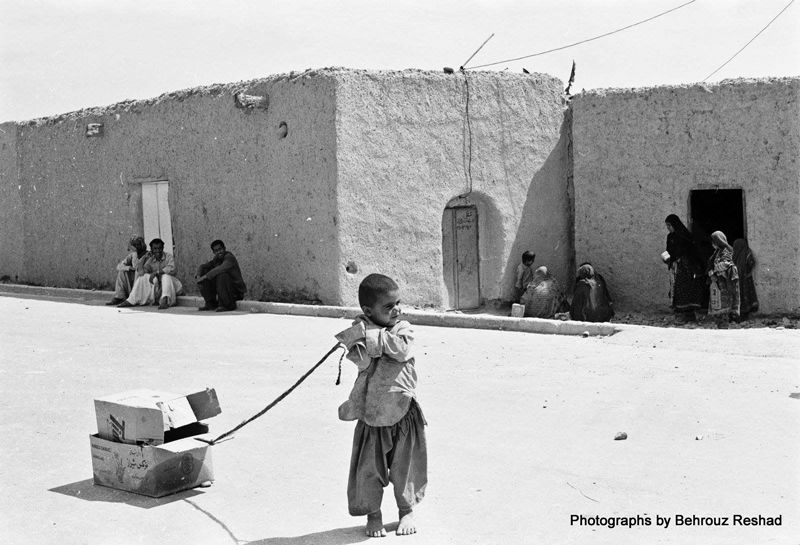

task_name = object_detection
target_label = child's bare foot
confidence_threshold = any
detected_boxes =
[366,510,386,538]
[396,508,416,536]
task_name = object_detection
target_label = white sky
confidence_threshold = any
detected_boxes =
[1,0,798,122]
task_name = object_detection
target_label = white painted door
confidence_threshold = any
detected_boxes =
[141,181,174,255]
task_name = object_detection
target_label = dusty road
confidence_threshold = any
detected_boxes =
[0,294,798,545]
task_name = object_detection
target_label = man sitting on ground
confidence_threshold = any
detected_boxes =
[106,235,147,305]
[195,239,246,312]
[118,238,182,310]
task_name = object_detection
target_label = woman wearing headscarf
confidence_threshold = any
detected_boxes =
[521,266,569,318]
[663,214,705,321]
[707,231,740,326]
[732,238,758,319]
[569,263,615,322]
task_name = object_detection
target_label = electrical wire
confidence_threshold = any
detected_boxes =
[702,0,795,82]
[464,0,697,70]
[460,68,474,197]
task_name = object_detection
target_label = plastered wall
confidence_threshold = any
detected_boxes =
[11,73,341,302]
[0,122,24,281]
[333,69,570,308]
[572,77,800,313]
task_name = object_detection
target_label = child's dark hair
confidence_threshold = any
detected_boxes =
[359,273,399,308]
[522,250,536,263]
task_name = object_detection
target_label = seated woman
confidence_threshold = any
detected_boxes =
[569,263,615,322]
[520,266,569,319]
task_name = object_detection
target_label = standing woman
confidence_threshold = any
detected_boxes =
[707,231,740,327]
[732,238,758,319]
[663,214,705,321]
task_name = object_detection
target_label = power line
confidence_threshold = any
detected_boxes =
[464,0,697,70]
[703,0,796,82]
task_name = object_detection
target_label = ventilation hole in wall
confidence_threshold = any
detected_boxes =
[345,261,358,274]
[278,121,288,139]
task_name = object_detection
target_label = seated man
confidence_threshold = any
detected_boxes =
[106,235,147,305]
[195,239,246,312]
[569,262,615,322]
[118,238,182,310]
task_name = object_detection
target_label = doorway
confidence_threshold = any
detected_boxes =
[141,181,175,255]
[689,189,746,244]
[442,205,480,309]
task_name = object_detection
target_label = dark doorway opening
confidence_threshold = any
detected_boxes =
[689,189,746,245]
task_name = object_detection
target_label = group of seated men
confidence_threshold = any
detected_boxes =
[107,236,246,312]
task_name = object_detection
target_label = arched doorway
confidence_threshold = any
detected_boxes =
[442,204,480,309]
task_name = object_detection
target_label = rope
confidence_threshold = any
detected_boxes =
[197,342,347,446]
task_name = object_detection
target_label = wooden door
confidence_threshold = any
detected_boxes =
[141,181,174,255]
[443,206,480,309]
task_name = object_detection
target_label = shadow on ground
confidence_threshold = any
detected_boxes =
[245,525,374,545]
[49,478,204,508]
[179,497,376,545]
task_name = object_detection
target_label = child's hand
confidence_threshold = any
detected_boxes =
[335,322,366,348]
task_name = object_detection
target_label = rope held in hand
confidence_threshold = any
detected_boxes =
[196,342,347,446]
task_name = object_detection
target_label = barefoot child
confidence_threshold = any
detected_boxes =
[335,273,427,537]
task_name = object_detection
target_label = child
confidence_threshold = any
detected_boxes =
[335,273,427,537]
[514,250,536,302]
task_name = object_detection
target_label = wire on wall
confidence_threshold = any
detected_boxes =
[463,0,697,71]
[456,34,494,199]
[460,67,474,198]
[702,0,795,82]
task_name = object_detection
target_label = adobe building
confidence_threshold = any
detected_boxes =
[0,68,571,309]
[1,69,798,314]
[571,77,799,314]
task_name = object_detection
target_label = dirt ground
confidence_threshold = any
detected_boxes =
[0,293,798,545]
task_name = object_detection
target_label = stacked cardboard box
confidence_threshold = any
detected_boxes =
[90,388,221,497]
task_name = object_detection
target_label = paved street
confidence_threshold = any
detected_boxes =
[1,294,798,545]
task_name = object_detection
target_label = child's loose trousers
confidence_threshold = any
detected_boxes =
[347,400,427,516]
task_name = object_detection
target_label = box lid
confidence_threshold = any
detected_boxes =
[94,388,221,445]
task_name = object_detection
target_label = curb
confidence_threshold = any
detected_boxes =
[0,283,620,337]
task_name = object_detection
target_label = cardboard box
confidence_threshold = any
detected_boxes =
[90,387,220,497]
[90,434,214,497]
[94,388,221,445]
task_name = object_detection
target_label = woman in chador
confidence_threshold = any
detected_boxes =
[521,266,569,319]
[732,238,758,319]
[663,214,705,322]
[569,263,614,323]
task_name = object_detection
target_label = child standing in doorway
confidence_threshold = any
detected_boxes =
[335,273,427,537]
[514,250,536,302]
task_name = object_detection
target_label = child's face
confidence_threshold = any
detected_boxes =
[364,289,402,327]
